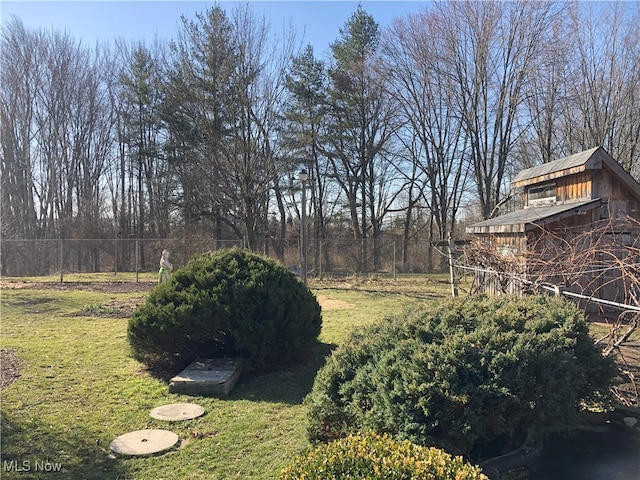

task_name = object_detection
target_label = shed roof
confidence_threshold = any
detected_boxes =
[466,199,602,234]
[511,147,601,187]
[511,146,640,200]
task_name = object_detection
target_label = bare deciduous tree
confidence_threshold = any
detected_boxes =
[381,9,470,271]
[562,3,640,177]
[1,18,41,241]
[1,18,115,274]
[435,0,561,220]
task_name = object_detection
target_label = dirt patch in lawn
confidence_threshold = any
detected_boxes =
[1,349,20,390]
[77,297,147,318]
[0,280,156,294]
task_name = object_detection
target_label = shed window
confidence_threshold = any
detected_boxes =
[528,182,556,205]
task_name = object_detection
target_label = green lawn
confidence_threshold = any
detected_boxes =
[0,275,447,480]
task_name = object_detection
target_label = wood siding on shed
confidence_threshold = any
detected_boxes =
[555,172,592,204]
[596,167,640,219]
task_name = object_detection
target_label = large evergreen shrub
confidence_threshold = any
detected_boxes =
[279,432,488,480]
[128,248,322,369]
[305,295,615,459]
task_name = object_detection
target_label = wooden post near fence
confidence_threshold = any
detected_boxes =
[448,235,458,298]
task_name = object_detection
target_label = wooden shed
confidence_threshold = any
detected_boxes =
[466,147,640,309]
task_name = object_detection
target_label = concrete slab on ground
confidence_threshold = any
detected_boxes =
[150,403,205,421]
[110,429,179,456]
[169,358,243,397]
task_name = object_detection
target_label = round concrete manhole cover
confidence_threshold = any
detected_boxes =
[110,429,179,456]
[150,403,205,421]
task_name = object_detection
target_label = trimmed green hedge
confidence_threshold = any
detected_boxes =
[279,432,488,480]
[305,295,615,459]
[128,248,322,369]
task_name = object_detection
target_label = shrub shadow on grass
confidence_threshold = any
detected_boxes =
[141,356,193,384]
[231,342,337,405]
[134,341,336,405]
[0,408,128,480]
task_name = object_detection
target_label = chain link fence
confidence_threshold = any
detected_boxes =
[1,235,448,279]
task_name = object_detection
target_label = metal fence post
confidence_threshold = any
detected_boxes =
[393,240,397,281]
[59,238,64,283]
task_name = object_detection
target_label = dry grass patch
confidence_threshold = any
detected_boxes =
[317,296,353,311]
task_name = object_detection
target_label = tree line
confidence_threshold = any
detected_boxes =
[2,1,639,274]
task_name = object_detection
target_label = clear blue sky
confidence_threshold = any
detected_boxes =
[1,1,429,57]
